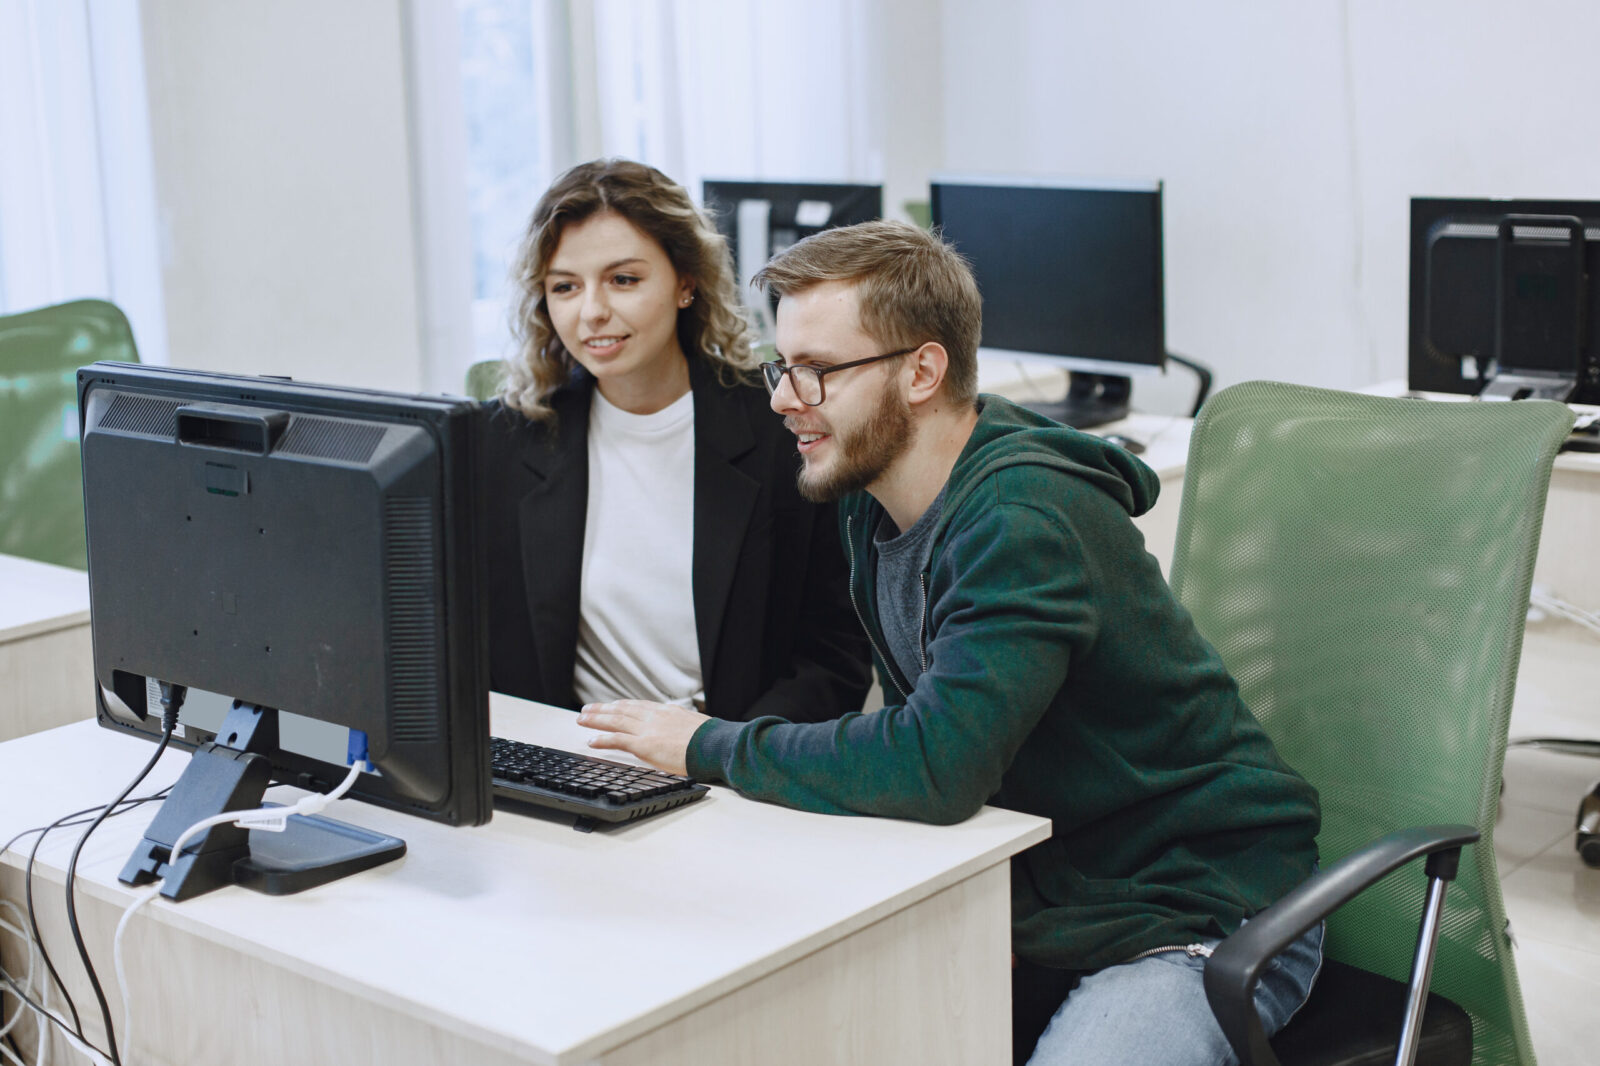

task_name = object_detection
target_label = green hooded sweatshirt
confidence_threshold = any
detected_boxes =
[687,395,1320,971]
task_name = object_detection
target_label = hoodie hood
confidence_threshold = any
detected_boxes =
[942,395,1161,521]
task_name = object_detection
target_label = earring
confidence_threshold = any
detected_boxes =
[680,294,694,307]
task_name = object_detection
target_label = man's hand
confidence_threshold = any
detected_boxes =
[576,700,710,777]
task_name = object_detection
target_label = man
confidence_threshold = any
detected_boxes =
[577,220,1321,1065]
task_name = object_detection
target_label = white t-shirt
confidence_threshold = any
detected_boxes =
[572,387,704,709]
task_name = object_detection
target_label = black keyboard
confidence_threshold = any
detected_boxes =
[489,736,709,830]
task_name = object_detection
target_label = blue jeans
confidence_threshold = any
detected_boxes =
[1025,921,1324,1066]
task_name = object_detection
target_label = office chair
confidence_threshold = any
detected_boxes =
[1168,382,1572,1066]
[0,298,139,569]
[464,358,508,402]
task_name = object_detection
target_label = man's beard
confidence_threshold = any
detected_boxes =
[795,384,913,503]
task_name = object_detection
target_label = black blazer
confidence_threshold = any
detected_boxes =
[482,358,871,723]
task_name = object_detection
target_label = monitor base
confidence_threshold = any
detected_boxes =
[119,701,404,901]
[1023,373,1131,429]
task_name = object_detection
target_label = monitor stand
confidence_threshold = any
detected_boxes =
[120,701,405,902]
[1024,372,1131,429]
[1477,368,1576,403]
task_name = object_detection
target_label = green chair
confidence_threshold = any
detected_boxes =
[1168,382,1572,1066]
[464,359,507,402]
[0,299,139,569]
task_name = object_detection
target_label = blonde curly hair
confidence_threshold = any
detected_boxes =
[500,158,756,420]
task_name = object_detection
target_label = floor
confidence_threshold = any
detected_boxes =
[1494,615,1600,1065]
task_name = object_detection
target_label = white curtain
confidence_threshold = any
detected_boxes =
[406,0,889,377]
[588,0,884,205]
[0,0,165,361]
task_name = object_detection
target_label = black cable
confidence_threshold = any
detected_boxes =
[61,684,185,1066]
[4,787,169,1065]
[23,789,177,1051]
[0,789,171,867]
[1167,351,1214,417]
[23,811,88,1038]
[0,968,90,1062]
[61,723,175,1066]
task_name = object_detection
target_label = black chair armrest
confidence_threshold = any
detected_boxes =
[1203,823,1480,1066]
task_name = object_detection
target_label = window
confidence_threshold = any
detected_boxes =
[0,0,164,360]
[407,0,884,389]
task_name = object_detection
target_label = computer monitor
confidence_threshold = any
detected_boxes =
[931,175,1167,428]
[77,361,491,901]
[1408,197,1600,404]
[702,179,883,341]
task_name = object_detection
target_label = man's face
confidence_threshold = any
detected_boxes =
[769,280,914,502]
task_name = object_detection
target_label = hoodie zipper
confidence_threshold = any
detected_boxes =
[917,572,930,673]
[1127,942,1215,962]
[846,515,910,702]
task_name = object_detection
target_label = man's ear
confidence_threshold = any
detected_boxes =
[905,343,950,407]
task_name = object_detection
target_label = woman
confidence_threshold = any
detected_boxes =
[483,158,871,724]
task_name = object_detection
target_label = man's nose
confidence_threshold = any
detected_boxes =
[768,371,804,414]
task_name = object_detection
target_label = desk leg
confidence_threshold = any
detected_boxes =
[593,861,1012,1066]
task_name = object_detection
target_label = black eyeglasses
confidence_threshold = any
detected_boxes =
[760,347,918,407]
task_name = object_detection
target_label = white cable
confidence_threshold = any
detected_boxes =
[167,759,367,862]
[1,908,36,1041]
[1534,590,1600,624]
[1532,589,1599,622]
[113,759,368,1062]
[0,995,107,1066]
[111,884,161,1064]
[0,900,46,1066]
[1531,592,1600,638]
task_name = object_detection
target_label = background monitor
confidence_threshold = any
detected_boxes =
[931,175,1166,428]
[1408,197,1600,404]
[78,361,491,900]
[702,179,883,342]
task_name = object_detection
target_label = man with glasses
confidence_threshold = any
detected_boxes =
[578,220,1322,1065]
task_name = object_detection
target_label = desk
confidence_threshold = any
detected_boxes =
[1361,381,1600,603]
[0,553,92,742]
[0,696,1049,1066]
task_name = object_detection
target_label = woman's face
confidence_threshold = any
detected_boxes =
[543,210,694,413]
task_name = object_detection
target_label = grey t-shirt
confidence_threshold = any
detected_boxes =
[873,486,947,688]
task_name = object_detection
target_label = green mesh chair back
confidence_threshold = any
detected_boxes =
[1169,382,1572,1066]
[464,359,507,402]
[0,299,139,569]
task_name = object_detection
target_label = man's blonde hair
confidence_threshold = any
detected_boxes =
[754,220,982,405]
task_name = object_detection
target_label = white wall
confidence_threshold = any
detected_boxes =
[940,0,1600,406]
[138,0,424,389]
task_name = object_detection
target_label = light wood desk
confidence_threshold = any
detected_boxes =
[0,553,92,742]
[1360,381,1600,604]
[1,696,1049,1066]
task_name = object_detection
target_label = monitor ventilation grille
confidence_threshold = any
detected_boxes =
[384,497,440,743]
[276,417,386,463]
[100,394,181,437]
